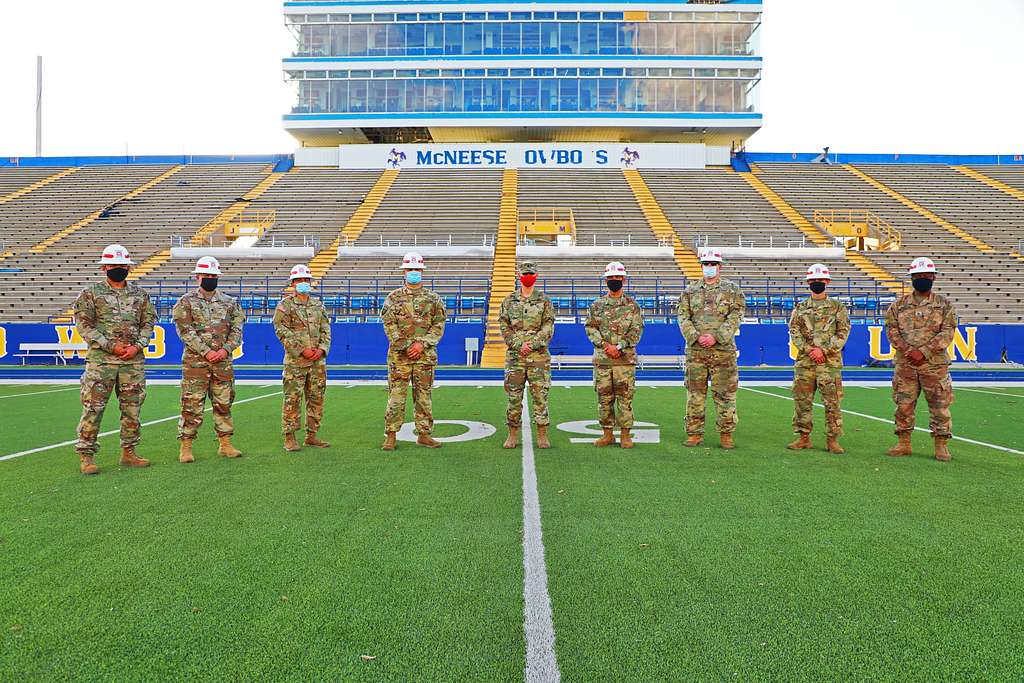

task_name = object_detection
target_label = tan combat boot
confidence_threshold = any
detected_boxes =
[719,433,735,450]
[283,433,301,452]
[594,428,616,447]
[536,425,551,449]
[826,437,845,455]
[381,432,397,451]
[787,433,812,450]
[218,435,242,458]
[620,428,634,449]
[179,439,195,464]
[887,432,912,457]
[934,436,952,462]
[417,433,442,448]
[79,455,99,475]
[119,447,150,468]
[503,428,520,449]
[304,433,330,448]
[684,435,704,448]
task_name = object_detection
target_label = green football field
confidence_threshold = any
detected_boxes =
[2,381,1023,681]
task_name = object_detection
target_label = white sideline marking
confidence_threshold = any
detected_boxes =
[0,391,283,462]
[0,387,78,399]
[521,402,561,683]
[958,387,1024,399]
[741,387,1024,456]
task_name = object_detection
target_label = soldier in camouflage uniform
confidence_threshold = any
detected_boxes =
[381,253,447,451]
[73,244,156,475]
[585,262,644,449]
[273,264,332,452]
[677,248,745,449]
[499,260,556,450]
[787,263,851,454]
[884,257,958,461]
[173,256,246,463]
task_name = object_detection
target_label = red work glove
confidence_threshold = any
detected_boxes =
[809,347,826,364]
[698,333,716,348]
[907,348,926,365]
[205,350,221,363]
[520,342,531,356]
[301,348,319,360]
[119,345,141,360]
[603,343,621,359]
[407,341,425,360]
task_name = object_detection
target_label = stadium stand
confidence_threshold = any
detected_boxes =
[1,159,1022,324]
[756,164,1024,322]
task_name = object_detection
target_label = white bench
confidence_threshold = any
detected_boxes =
[15,343,88,366]
[551,354,686,370]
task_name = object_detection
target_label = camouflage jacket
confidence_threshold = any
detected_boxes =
[381,286,447,365]
[677,279,745,352]
[789,297,851,368]
[499,290,555,366]
[885,292,957,366]
[585,294,644,366]
[73,281,156,365]
[273,295,331,366]
[173,289,245,365]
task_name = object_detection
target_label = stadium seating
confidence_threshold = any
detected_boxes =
[755,163,1024,322]
[1,160,1022,324]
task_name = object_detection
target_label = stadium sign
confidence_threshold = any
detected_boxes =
[336,143,711,170]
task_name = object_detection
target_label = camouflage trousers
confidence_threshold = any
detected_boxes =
[505,363,551,427]
[594,365,636,429]
[792,363,843,437]
[75,362,147,456]
[685,349,739,436]
[893,362,954,437]
[178,361,235,440]
[282,362,327,435]
[385,360,435,434]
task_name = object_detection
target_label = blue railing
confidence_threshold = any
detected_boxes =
[134,275,903,324]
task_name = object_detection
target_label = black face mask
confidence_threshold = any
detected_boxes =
[607,279,624,293]
[809,281,827,294]
[106,267,129,283]
[912,278,934,293]
[200,277,219,292]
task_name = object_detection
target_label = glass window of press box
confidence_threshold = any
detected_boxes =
[291,74,761,115]
[288,12,761,58]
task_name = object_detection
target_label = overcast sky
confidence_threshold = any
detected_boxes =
[0,0,1021,157]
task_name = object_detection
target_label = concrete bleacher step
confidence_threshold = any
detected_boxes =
[189,171,289,246]
[309,168,400,279]
[623,169,702,279]
[0,167,80,206]
[952,166,1024,202]
[843,165,996,253]
[29,166,185,254]
[481,169,519,369]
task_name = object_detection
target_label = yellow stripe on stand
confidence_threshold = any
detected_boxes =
[480,169,519,369]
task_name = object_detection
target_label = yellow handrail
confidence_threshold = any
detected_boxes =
[813,209,901,251]
[224,209,277,238]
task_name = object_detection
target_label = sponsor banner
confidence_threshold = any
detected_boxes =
[339,143,707,170]
[0,322,1018,366]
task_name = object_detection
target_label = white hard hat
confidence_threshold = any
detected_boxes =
[289,263,313,281]
[401,252,426,270]
[805,263,832,281]
[98,244,134,265]
[908,257,937,275]
[698,248,723,264]
[603,261,627,277]
[193,256,222,276]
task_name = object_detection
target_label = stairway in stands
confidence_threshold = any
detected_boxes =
[622,169,702,279]
[309,169,399,279]
[480,169,519,368]
[30,166,185,254]
[0,167,80,206]
[128,168,290,280]
[738,170,903,293]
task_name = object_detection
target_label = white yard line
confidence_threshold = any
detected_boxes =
[0,391,283,462]
[0,387,78,400]
[521,402,561,683]
[958,387,1024,399]
[741,387,1023,456]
